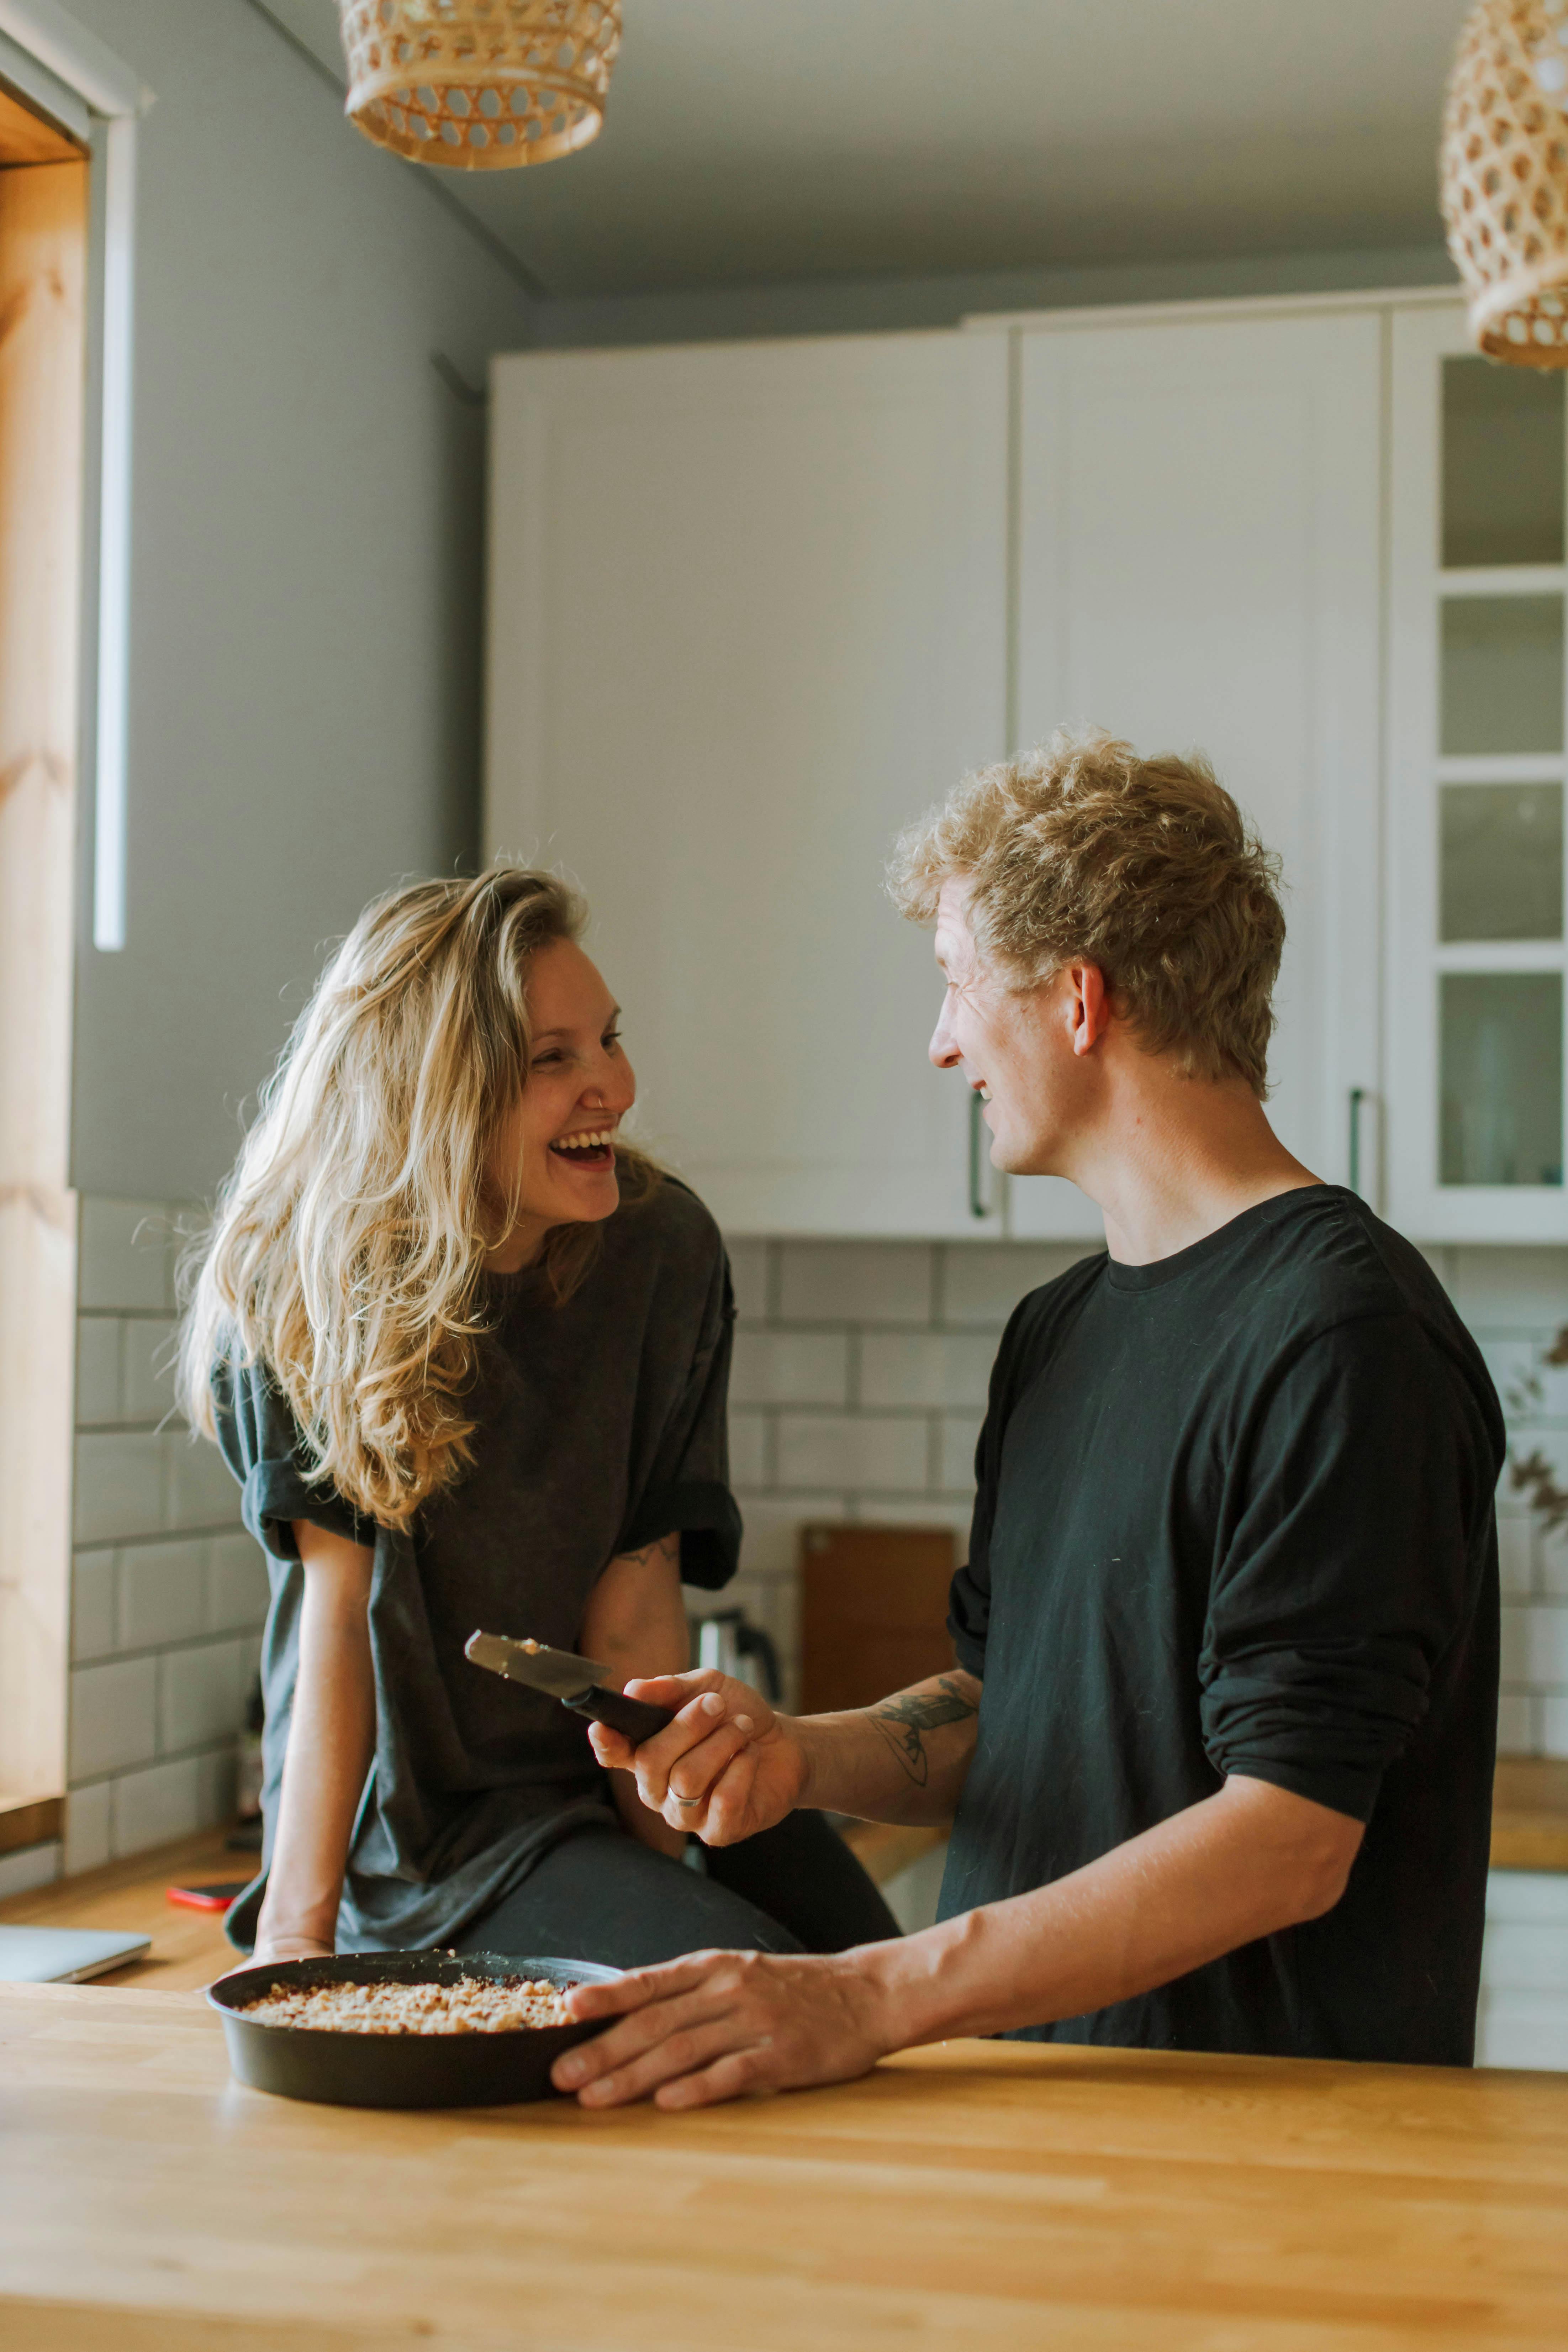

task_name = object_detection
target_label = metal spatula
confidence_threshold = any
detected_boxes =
[464,1631,675,1744]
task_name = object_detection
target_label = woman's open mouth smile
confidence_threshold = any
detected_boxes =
[549,1126,617,1173]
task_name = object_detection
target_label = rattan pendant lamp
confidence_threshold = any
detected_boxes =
[335,1,621,169]
[1442,0,1568,362]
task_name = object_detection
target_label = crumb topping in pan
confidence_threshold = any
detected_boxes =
[238,1976,574,2034]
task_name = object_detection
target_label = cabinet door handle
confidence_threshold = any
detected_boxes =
[969,1089,993,1219]
[1348,1087,1367,1197]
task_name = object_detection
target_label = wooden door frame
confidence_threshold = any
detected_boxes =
[0,89,87,1842]
[0,14,143,1859]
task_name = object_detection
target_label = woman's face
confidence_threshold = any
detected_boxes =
[486,938,637,1271]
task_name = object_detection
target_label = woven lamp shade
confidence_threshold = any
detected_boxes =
[336,1,621,169]
[1442,0,1568,362]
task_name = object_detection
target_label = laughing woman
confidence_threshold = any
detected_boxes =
[179,868,895,1968]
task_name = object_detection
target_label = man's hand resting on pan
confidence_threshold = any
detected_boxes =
[550,1774,1367,2113]
[586,1669,807,1845]
[552,1946,896,2110]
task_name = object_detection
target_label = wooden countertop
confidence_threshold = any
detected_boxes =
[3,1981,1566,2350]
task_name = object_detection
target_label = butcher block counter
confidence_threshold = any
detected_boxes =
[3,1982,1566,2350]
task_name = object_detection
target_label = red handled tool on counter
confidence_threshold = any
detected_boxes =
[464,1631,675,1743]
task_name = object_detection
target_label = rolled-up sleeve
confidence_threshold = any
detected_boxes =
[1199,1314,1494,1823]
[211,1348,371,1561]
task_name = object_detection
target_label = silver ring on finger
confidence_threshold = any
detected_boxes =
[675,1797,702,1808]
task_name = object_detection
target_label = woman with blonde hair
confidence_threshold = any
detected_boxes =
[181,866,894,1966]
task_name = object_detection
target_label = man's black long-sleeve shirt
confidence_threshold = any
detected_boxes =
[940,1187,1503,2066]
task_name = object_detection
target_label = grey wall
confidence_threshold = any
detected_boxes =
[68,0,535,1203]
[525,238,1458,351]
[62,3,1459,1208]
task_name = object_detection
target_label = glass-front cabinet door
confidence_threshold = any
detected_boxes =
[1389,305,1568,1240]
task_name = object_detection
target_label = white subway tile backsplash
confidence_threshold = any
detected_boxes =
[860,1496,975,1541]
[1478,1336,1540,1406]
[164,1431,242,1531]
[735,1495,846,1579]
[63,1781,112,1876]
[1476,1998,1568,2071]
[111,1756,201,1857]
[195,1743,240,1827]
[1540,1529,1568,1600]
[119,1539,207,1651]
[159,1638,248,1754]
[1497,1515,1533,1600]
[1480,1917,1568,1993]
[77,1198,176,1313]
[122,1318,177,1424]
[940,1242,1093,1328]
[69,1656,158,1779]
[0,1840,62,1898]
[698,1573,797,1673]
[938,1413,986,1494]
[778,1242,933,1327]
[1487,1868,1568,1924]
[730,1330,849,1408]
[728,1410,769,1491]
[70,1548,118,1662]
[59,1206,1568,1873]
[1504,1604,1568,1688]
[1496,1693,1534,1752]
[74,1318,122,1427]
[73,1431,164,1545]
[776,1412,929,1494]
[727,1237,770,1323]
[860,1331,995,1410]
[207,1532,272,1633]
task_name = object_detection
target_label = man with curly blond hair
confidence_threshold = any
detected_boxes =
[556,729,1504,2110]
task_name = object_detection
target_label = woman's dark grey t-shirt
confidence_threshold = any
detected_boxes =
[213,1179,739,1953]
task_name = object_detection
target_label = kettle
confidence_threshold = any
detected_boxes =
[694,1607,781,1700]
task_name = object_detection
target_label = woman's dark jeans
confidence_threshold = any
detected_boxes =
[453,1810,900,1968]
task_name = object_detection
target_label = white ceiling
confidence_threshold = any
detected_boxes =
[261,0,1472,300]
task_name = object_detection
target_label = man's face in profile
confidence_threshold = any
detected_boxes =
[929,876,1083,1179]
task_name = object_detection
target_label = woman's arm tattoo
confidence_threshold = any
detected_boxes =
[614,1532,681,1570]
[866,1675,979,1786]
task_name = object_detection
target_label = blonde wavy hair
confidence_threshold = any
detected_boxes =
[888,727,1285,1095]
[178,867,658,1531]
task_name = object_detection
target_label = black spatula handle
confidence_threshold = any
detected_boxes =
[564,1684,675,1744]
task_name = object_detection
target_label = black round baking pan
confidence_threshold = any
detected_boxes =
[208,1950,621,2109]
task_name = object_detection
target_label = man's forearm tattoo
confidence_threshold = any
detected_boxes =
[866,1675,978,1786]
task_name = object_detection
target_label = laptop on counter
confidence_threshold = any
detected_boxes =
[0,1925,150,1983]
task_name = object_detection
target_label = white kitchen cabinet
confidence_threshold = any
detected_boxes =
[485,334,1007,1238]
[1387,303,1568,1243]
[1005,308,1384,1239]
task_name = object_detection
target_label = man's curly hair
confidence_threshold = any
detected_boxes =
[888,726,1285,1096]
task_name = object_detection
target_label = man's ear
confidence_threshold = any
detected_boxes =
[1067,964,1110,1059]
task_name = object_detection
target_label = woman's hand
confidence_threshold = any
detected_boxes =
[551,1946,896,2110]
[587,1668,810,1845]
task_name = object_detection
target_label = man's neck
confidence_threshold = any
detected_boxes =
[1067,1070,1321,1267]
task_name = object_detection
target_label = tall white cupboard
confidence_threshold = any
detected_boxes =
[487,290,1566,1245]
[1010,310,1381,1235]
[486,336,1007,1238]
